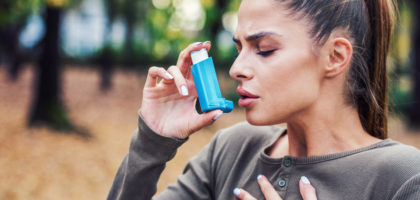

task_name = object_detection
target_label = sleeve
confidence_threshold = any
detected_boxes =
[107,113,188,200]
[392,173,420,200]
[153,130,220,200]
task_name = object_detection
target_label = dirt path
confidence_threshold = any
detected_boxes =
[0,66,418,200]
[0,66,244,200]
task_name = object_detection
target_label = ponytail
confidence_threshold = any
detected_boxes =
[362,0,396,139]
[278,0,397,139]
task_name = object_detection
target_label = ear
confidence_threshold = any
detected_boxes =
[325,37,353,78]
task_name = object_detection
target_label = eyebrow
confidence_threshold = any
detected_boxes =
[232,31,278,44]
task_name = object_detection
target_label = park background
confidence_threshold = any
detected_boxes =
[1,0,420,199]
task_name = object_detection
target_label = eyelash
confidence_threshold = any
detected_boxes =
[257,50,276,56]
[234,48,276,58]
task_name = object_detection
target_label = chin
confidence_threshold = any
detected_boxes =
[245,108,286,126]
[246,111,275,126]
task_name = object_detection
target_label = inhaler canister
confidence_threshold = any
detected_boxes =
[190,49,233,113]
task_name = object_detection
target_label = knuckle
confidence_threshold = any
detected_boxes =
[147,67,158,76]
[179,50,186,58]
[149,66,164,74]
[148,66,157,72]
[167,65,178,72]
[188,42,199,48]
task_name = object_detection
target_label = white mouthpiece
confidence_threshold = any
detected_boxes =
[191,48,209,64]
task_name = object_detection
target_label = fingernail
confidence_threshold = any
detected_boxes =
[204,41,210,44]
[257,174,262,180]
[165,72,174,79]
[181,85,189,96]
[193,42,202,46]
[301,176,311,184]
[233,188,241,196]
[213,112,223,121]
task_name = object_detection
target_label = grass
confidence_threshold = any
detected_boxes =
[0,65,419,200]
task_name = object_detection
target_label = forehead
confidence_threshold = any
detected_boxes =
[236,0,306,38]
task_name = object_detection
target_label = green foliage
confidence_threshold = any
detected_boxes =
[0,0,84,28]
[0,0,41,27]
[106,0,242,67]
[388,0,414,114]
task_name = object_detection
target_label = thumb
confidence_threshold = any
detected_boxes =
[299,176,317,200]
[190,109,223,133]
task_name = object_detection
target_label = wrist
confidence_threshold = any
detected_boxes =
[137,110,188,146]
[138,109,189,140]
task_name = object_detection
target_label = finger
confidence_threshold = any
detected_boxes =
[257,175,282,200]
[145,66,174,87]
[203,40,211,52]
[233,188,257,200]
[299,176,317,200]
[167,65,188,96]
[176,41,211,74]
[189,110,223,133]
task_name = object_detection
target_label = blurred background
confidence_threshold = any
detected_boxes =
[0,0,419,199]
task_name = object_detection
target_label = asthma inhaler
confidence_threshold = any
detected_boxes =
[190,48,233,113]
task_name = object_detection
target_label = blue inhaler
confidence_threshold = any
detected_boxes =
[190,49,233,113]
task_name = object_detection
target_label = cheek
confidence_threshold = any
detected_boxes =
[258,53,321,119]
[265,52,320,96]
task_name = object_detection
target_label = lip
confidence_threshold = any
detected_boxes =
[236,87,260,107]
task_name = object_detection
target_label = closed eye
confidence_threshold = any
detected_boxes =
[257,50,276,56]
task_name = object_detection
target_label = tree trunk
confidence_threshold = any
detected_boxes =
[99,0,119,91]
[29,6,72,130]
[210,0,228,38]
[409,0,420,128]
[0,24,24,81]
[123,0,136,65]
[99,45,113,91]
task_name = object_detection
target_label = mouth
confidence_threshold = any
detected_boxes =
[236,87,260,107]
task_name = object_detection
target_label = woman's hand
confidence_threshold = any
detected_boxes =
[140,41,223,139]
[234,175,317,200]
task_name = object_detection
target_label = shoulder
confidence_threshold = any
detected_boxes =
[367,140,420,186]
[392,172,420,200]
[372,140,420,170]
[372,141,420,199]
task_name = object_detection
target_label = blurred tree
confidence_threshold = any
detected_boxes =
[29,0,87,136]
[389,1,412,115]
[99,0,121,91]
[0,23,25,81]
[122,0,150,65]
[29,4,71,130]
[409,0,420,128]
[122,0,136,65]
[209,0,228,49]
[0,0,40,80]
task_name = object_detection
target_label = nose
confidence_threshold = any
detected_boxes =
[229,54,253,81]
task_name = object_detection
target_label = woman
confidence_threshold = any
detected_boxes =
[108,0,420,199]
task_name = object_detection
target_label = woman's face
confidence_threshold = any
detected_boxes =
[230,0,329,125]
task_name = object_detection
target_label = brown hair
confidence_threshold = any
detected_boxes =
[277,0,397,139]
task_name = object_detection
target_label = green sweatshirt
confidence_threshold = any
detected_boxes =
[107,115,420,200]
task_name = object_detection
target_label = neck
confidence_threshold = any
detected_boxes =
[284,100,381,157]
[268,74,382,158]
[268,93,381,159]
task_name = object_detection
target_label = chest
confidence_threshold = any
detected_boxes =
[213,157,399,200]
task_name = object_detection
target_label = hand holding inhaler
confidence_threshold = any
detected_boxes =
[139,41,227,139]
